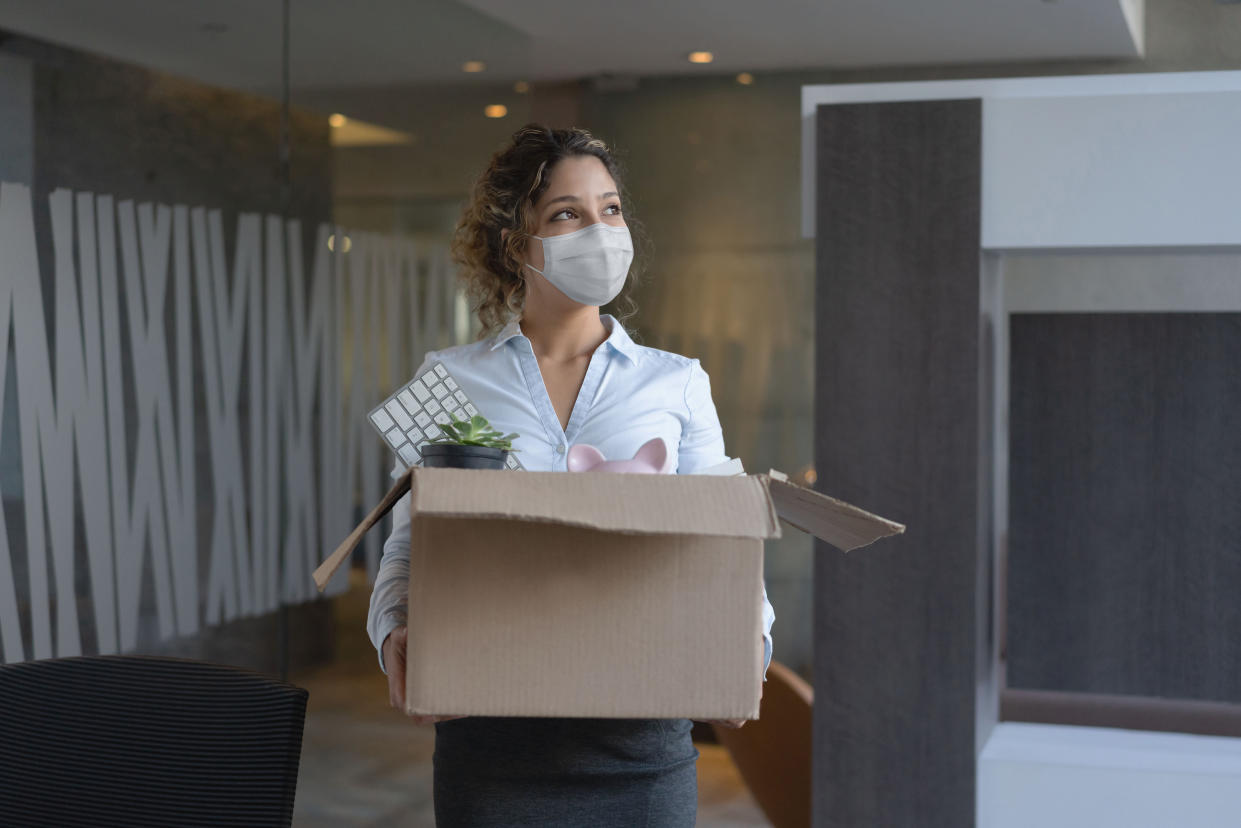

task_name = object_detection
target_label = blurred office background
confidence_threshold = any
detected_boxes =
[0,1,1238,825]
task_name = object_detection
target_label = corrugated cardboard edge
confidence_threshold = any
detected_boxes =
[764,469,905,552]
[410,466,781,540]
[312,468,412,592]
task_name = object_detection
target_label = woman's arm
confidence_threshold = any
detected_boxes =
[368,351,439,674]
[760,582,774,676]
[676,358,728,475]
[367,462,411,676]
[679,358,775,680]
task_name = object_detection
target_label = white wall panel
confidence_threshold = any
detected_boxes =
[983,92,1241,249]
[979,723,1241,828]
[801,71,1241,247]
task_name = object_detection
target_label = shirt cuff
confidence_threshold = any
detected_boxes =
[374,608,407,676]
[762,634,772,682]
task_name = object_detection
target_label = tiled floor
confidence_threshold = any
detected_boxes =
[291,568,769,827]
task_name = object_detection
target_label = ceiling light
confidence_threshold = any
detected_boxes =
[687,51,714,64]
[462,60,486,73]
[484,104,508,119]
[736,72,754,86]
[513,81,531,94]
[327,234,352,253]
[328,113,347,128]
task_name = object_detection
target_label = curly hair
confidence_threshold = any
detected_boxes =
[451,123,645,339]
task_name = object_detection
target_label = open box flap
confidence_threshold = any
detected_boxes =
[762,469,906,552]
[313,468,412,591]
[313,464,906,593]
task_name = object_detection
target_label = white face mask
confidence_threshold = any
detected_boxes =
[526,223,634,307]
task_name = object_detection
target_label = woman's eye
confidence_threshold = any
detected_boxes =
[605,203,622,215]
[551,209,575,221]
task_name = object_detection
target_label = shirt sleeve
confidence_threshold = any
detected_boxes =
[367,351,437,675]
[761,581,775,680]
[676,358,728,474]
[367,467,410,676]
[677,358,775,682]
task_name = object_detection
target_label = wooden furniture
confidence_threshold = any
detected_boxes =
[714,660,814,828]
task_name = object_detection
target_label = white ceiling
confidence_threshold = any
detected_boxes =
[0,0,1143,95]
[463,0,1144,79]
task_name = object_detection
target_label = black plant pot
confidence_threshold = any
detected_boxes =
[419,443,509,470]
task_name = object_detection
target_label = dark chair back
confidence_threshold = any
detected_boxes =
[0,654,308,827]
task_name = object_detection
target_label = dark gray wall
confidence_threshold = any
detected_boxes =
[814,98,983,827]
[1008,312,1241,702]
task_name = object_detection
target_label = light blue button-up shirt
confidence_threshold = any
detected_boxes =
[367,313,775,682]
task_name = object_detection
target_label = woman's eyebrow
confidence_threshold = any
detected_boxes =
[544,191,619,207]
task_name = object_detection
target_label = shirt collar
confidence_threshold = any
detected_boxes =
[489,313,639,365]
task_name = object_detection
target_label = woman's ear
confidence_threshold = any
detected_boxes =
[501,227,509,243]
[567,444,607,472]
[633,437,672,474]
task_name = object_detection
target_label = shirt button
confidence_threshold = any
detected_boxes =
[556,444,566,454]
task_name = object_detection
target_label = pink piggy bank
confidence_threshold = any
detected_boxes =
[566,436,674,474]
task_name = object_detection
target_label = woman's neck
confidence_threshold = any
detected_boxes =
[519,304,609,363]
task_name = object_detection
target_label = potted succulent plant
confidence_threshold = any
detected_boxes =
[420,412,519,470]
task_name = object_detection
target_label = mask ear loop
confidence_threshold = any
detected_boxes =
[524,234,548,277]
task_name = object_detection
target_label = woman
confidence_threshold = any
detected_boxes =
[367,124,775,827]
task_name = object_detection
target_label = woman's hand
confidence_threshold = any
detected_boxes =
[383,626,465,725]
[702,718,747,729]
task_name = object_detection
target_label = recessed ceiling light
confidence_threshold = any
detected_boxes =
[328,113,347,128]
[513,81,531,94]
[687,51,714,64]
[736,72,754,86]
[484,104,508,119]
[462,60,486,73]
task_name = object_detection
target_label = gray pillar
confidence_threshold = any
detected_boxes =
[813,98,985,827]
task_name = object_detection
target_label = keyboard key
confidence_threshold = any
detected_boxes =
[370,409,394,431]
[385,400,413,430]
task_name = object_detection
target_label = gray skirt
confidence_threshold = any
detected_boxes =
[432,716,699,827]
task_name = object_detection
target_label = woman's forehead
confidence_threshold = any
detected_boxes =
[538,156,617,202]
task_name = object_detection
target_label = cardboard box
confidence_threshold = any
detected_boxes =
[314,466,903,719]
